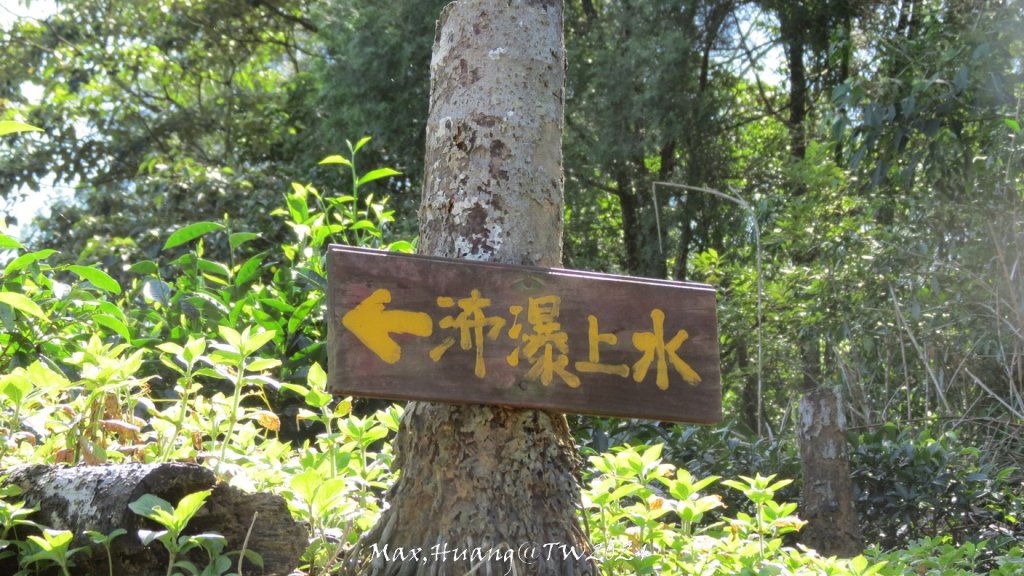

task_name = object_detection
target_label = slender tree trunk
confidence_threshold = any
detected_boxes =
[776,3,862,557]
[616,170,643,275]
[737,339,758,434]
[674,214,692,281]
[345,2,598,574]
[797,388,864,556]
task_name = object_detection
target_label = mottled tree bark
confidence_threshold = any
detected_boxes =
[345,1,598,575]
[796,387,864,557]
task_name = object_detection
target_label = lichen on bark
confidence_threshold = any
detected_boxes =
[797,387,864,557]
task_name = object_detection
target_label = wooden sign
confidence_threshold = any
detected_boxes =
[327,245,721,423]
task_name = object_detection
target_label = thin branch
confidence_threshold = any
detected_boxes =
[888,284,951,413]
[964,368,1024,421]
[730,11,782,120]
[252,0,319,33]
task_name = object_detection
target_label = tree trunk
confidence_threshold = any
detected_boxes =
[615,170,644,276]
[796,387,864,557]
[1,463,305,576]
[345,1,598,574]
[774,2,862,557]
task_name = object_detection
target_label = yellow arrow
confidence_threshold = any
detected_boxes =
[342,288,433,364]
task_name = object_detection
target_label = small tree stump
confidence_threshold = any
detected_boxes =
[797,387,863,557]
[2,462,306,575]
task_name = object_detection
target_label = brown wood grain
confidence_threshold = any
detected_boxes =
[327,245,722,423]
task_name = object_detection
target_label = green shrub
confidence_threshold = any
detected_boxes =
[850,423,1022,550]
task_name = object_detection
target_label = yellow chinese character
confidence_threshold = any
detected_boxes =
[575,315,629,377]
[507,296,580,388]
[429,289,506,378]
[632,309,701,390]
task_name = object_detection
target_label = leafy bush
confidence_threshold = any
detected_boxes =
[850,423,1022,550]
[868,536,1024,576]
[573,417,802,517]
[579,443,1024,576]
[0,139,404,574]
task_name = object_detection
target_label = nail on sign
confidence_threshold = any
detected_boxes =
[327,245,722,423]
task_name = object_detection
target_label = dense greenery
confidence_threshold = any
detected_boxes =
[0,154,1019,573]
[1,0,1023,574]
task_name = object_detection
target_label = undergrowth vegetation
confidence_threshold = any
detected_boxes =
[0,139,1021,574]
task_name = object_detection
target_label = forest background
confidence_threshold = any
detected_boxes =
[0,0,1022,574]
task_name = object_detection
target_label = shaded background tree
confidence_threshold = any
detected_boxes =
[1,0,322,263]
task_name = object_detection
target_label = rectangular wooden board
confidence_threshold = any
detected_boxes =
[327,245,721,423]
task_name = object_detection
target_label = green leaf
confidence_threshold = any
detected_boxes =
[234,253,265,287]
[246,358,281,372]
[195,367,232,381]
[67,265,122,295]
[92,314,132,341]
[163,222,225,250]
[953,66,969,92]
[0,121,42,136]
[259,298,295,313]
[174,559,200,574]
[349,220,377,231]
[280,383,309,398]
[286,184,309,223]
[288,298,318,333]
[156,342,184,356]
[351,136,372,153]
[290,468,322,504]
[4,249,57,276]
[319,154,351,167]
[239,549,264,569]
[307,362,327,390]
[385,240,415,253]
[86,528,126,545]
[0,291,47,321]
[196,258,230,278]
[334,398,353,419]
[1,373,32,406]
[183,337,207,363]
[1006,118,1022,134]
[241,329,276,356]
[142,278,171,305]
[357,167,401,187]
[129,494,176,525]
[128,260,160,275]
[305,387,332,410]
[172,490,211,530]
[0,234,25,250]
[609,484,644,502]
[217,326,243,350]
[137,528,168,546]
[311,478,347,515]
[229,232,260,250]
[641,444,663,467]
[44,530,73,548]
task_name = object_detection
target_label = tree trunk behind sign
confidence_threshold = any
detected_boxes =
[345,1,598,575]
[797,387,863,557]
